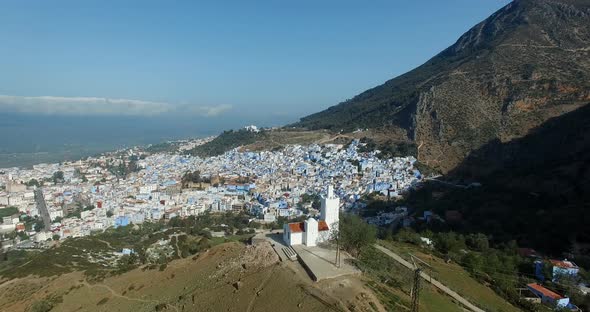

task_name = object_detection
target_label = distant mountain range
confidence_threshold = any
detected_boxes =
[294,0,590,173]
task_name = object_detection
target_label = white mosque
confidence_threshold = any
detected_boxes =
[283,185,340,247]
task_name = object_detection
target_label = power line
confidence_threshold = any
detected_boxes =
[405,251,541,279]
[440,262,534,278]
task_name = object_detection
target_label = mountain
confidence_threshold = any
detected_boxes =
[407,104,590,255]
[294,0,590,173]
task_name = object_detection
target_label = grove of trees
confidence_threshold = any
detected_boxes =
[335,214,377,257]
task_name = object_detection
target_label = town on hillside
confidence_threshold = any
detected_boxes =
[0,134,420,243]
[2,127,588,311]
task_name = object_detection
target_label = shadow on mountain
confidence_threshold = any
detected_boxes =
[410,103,590,256]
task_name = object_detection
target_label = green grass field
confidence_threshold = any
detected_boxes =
[378,240,521,312]
[356,245,465,312]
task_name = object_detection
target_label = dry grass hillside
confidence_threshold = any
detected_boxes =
[0,242,387,312]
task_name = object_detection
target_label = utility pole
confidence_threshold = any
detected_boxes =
[334,238,340,268]
[335,224,341,268]
[409,253,431,312]
[411,268,421,312]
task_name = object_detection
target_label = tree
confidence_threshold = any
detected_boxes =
[26,179,40,187]
[17,231,28,240]
[462,252,484,274]
[30,300,53,312]
[466,233,489,251]
[0,206,19,220]
[434,232,466,254]
[52,171,64,183]
[52,234,60,241]
[34,219,45,232]
[106,211,114,218]
[168,216,182,228]
[394,228,420,245]
[181,170,202,187]
[312,199,321,210]
[336,214,377,257]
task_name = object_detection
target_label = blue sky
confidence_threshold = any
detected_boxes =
[0,0,510,122]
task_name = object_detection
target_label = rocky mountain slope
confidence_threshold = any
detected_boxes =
[416,104,590,254]
[294,0,590,173]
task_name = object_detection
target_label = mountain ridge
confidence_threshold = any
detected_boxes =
[294,0,590,173]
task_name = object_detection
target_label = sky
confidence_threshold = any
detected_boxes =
[0,0,511,124]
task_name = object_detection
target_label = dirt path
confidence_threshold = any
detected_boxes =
[15,260,33,269]
[170,233,183,258]
[374,244,485,312]
[82,281,157,304]
[245,266,276,312]
[96,239,113,249]
[316,134,354,145]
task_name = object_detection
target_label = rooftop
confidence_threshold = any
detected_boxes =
[527,283,565,300]
[287,220,330,233]
[550,259,578,269]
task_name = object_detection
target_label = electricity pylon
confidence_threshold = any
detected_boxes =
[409,253,432,312]
[411,268,421,312]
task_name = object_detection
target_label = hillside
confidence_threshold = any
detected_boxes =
[429,103,590,255]
[185,128,335,157]
[185,129,264,157]
[0,215,507,312]
[294,0,590,172]
[1,239,503,312]
[0,242,344,312]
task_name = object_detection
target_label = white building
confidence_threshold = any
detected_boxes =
[283,185,339,247]
[320,185,339,229]
[6,182,26,193]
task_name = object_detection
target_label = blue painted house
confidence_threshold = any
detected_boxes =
[114,216,130,228]
[534,260,545,281]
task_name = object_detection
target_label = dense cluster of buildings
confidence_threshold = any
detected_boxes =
[0,137,422,250]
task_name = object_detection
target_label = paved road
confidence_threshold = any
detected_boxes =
[34,188,51,231]
[374,244,485,312]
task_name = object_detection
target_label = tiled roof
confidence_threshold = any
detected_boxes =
[318,220,329,231]
[288,222,305,233]
[527,283,565,300]
[287,220,331,233]
[550,259,578,269]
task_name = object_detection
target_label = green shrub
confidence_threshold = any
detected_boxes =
[29,300,53,312]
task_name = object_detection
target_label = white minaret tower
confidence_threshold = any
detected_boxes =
[320,185,340,228]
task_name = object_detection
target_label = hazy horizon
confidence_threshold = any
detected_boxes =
[0,112,296,168]
[0,0,510,167]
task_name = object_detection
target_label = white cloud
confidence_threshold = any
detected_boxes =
[188,104,233,117]
[0,95,232,117]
